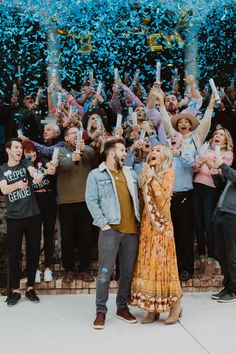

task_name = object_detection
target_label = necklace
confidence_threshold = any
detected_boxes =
[113,170,120,180]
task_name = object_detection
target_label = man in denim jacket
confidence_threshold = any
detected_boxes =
[86,138,140,329]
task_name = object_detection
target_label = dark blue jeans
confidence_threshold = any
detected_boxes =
[192,183,219,258]
[96,228,138,314]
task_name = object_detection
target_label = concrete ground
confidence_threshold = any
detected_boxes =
[0,293,235,354]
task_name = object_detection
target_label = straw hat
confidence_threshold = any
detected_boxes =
[171,113,200,131]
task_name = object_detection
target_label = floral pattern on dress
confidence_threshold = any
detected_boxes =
[130,168,182,313]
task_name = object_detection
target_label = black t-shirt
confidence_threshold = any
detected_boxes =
[0,159,40,219]
[32,172,55,192]
[31,159,57,195]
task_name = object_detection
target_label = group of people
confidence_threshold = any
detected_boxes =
[0,70,236,330]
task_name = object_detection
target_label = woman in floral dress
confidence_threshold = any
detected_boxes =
[130,145,182,324]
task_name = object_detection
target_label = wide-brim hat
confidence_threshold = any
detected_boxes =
[171,113,200,131]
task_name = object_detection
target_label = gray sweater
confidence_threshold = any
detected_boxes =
[215,164,236,215]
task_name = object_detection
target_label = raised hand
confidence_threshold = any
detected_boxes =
[185,71,195,86]
[142,162,155,179]
[72,151,81,162]
[76,139,85,152]
[208,93,216,110]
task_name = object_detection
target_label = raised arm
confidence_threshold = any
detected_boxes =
[146,86,162,127]
[109,84,123,114]
[66,94,84,118]
[47,85,54,113]
[121,83,144,108]
[193,94,215,145]
[182,73,203,116]
[185,73,202,100]
[33,141,65,158]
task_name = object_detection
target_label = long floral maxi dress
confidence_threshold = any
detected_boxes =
[130,168,182,313]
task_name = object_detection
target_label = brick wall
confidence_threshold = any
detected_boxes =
[0,194,223,295]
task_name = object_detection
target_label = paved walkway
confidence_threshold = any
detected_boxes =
[0,293,235,354]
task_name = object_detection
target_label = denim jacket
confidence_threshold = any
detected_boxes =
[85,162,140,228]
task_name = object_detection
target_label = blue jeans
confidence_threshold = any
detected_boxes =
[192,183,219,258]
[96,228,138,314]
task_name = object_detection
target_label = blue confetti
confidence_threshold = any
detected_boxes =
[0,0,234,99]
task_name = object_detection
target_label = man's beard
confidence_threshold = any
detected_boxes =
[114,154,122,170]
[167,105,178,114]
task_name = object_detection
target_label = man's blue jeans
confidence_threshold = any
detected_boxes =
[96,228,138,314]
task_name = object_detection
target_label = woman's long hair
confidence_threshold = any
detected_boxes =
[87,115,106,139]
[209,127,234,152]
[139,145,173,187]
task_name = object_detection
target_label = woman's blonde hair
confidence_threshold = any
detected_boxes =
[87,115,106,139]
[210,127,234,152]
[139,145,173,187]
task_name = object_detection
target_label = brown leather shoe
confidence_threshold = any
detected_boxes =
[116,308,137,323]
[78,271,94,282]
[62,271,74,283]
[93,312,106,330]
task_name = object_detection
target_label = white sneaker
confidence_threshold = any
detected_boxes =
[35,269,41,283]
[44,268,53,282]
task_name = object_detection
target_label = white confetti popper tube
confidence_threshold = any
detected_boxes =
[209,78,221,104]
[132,112,137,126]
[140,129,146,141]
[89,71,94,85]
[35,88,41,105]
[214,144,221,158]
[76,130,83,153]
[114,68,119,82]
[52,147,59,164]
[97,82,102,94]
[116,114,122,128]
[155,62,161,84]
[96,117,101,130]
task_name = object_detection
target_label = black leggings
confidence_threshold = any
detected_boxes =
[7,214,41,289]
[35,192,57,268]
[171,191,195,274]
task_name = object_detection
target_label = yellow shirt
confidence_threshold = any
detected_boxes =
[110,169,137,234]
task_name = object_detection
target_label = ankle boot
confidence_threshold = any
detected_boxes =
[165,300,182,325]
[141,311,160,324]
[201,259,215,280]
